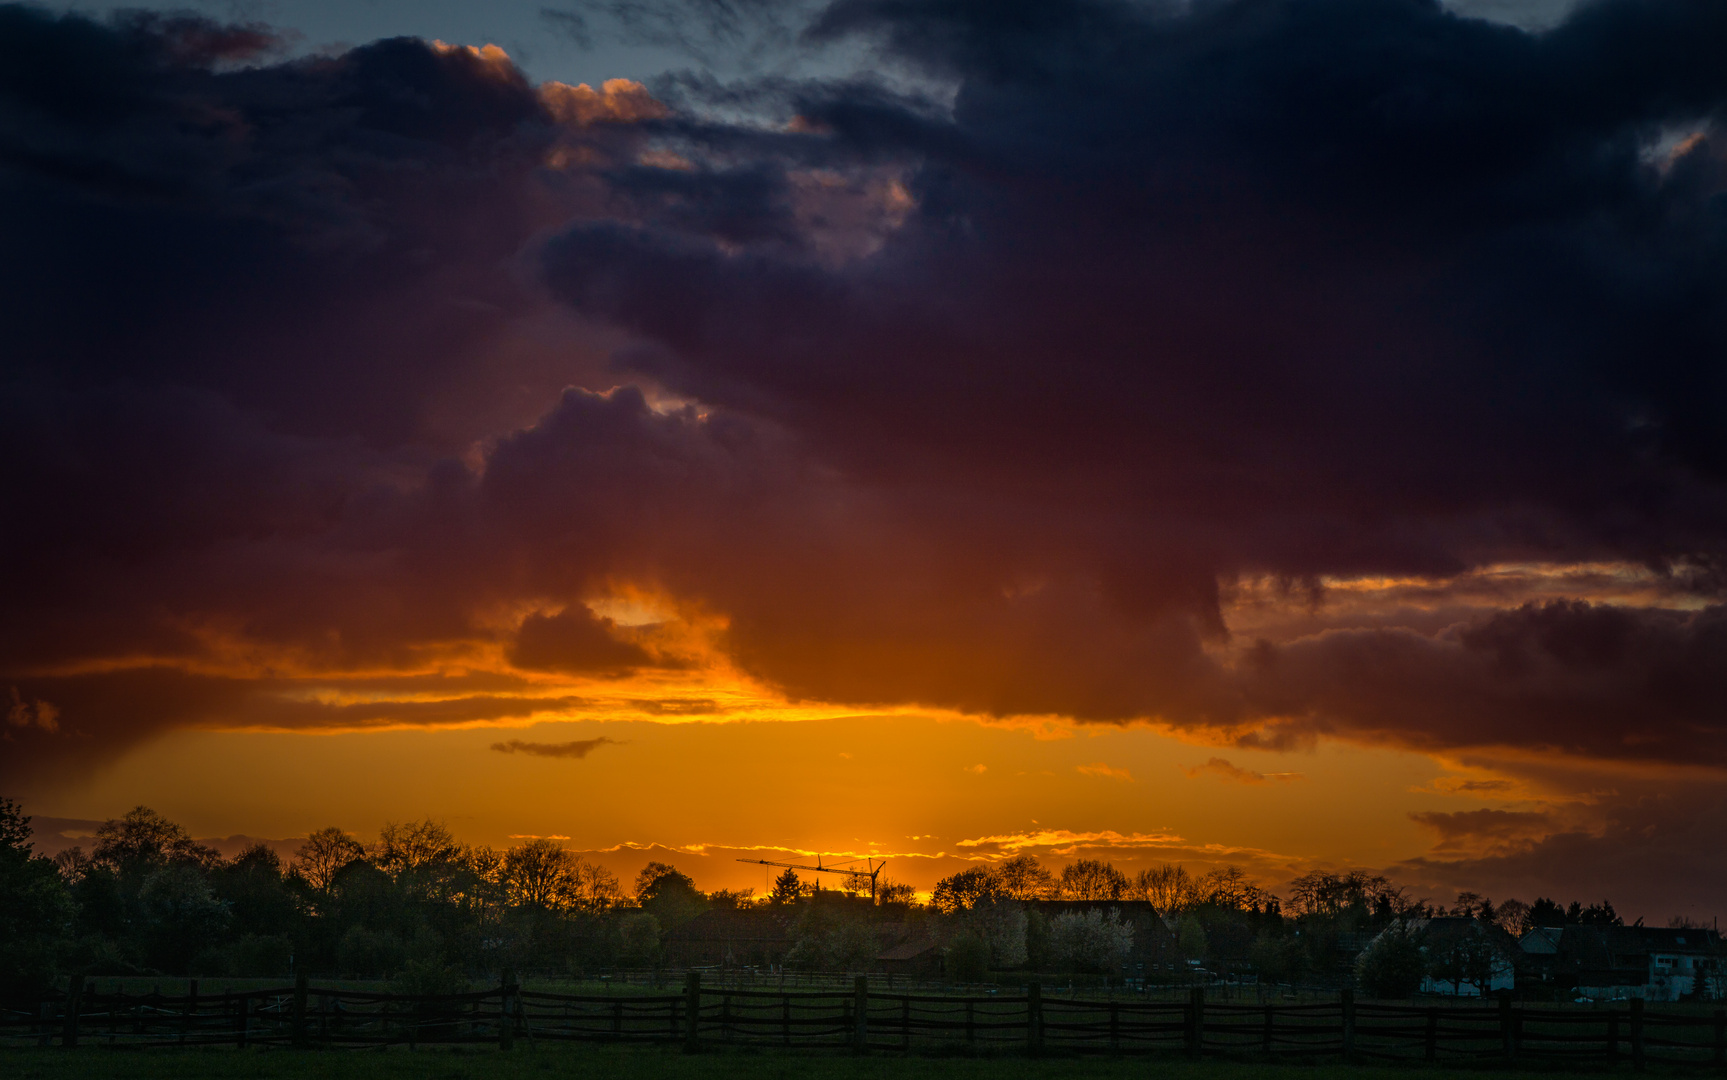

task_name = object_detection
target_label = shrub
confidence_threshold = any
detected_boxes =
[1357,922,1427,999]
[946,931,990,983]
[1048,909,1134,973]
[392,957,469,996]
[338,925,407,977]
[969,898,1029,969]
[615,911,662,968]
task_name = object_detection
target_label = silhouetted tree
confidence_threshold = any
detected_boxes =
[1137,864,1201,912]
[1357,922,1427,998]
[932,866,1002,913]
[0,797,70,989]
[1578,901,1623,927]
[1525,897,1566,930]
[769,867,802,906]
[91,806,219,877]
[1197,865,1273,911]
[996,854,1055,900]
[373,819,467,903]
[1287,871,1406,919]
[139,864,230,974]
[291,826,366,892]
[634,862,705,929]
[876,878,918,909]
[1493,898,1529,936]
[1057,859,1128,901]
[502,839,582,909]
[212,842,296,940]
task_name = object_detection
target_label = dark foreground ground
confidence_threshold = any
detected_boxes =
[0,1046,1649,1080]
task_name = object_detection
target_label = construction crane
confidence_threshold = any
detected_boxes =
[738,856,888,902]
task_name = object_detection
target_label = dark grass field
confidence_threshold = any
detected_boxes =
[0,1045,1650,1080]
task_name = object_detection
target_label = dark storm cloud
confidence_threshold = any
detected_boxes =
[0,663,589,785]
[0,10,555,445]
[1408,807,1556,851]
[0,6,663,714]
[538,0,1727,752]
[1236,600,1727,764]
[508,607,655,673]
[8,0,1727,796]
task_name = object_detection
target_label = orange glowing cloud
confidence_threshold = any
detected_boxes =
[540,79,668,126]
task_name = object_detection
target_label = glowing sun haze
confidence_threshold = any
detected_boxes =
[6,0,1727,921]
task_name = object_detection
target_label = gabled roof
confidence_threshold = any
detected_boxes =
[1520,926,1563,954]
[876,938,940,962]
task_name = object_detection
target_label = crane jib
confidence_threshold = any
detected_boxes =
[736,856,888,900]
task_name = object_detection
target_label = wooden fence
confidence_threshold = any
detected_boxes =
[6,975,1727,1067]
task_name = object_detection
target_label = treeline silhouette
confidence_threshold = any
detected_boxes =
[0,797,1632,993]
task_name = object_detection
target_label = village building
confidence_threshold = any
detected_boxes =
[1028,899,1182,977]
[873,934,944,977]
[1361,917,1518,996]
[661,907,796,968]
[1518,925,1723,1002]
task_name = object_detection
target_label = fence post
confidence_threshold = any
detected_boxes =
[500,970,517,1052]
[1262,1003,1274,1056]
[236,992,249,1049]
[1026,982,1044,1056]
[1713,1007,1725,1066]
[292,973,308,1048]
[853,975,869,1053]
[1341,988,1355,1063]
[966,999,976,1044]
[1500,995,1516,1064]
[182,979,198,1046]
[1187,987,1205,1059]
[1425,1006,1438,1062]
[1631,998,1645,1072]
[61,974,83,1048]
[683,970,701,1053]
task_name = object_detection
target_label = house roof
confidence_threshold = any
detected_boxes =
[1370,917,1518,958]
[1520,926,1564,954]
[876,938,940,962]
[1549,925,1722,969]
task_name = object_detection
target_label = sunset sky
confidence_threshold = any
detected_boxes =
[6,0,1727,921]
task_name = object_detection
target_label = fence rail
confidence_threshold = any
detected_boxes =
[7,976,1727,1067]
